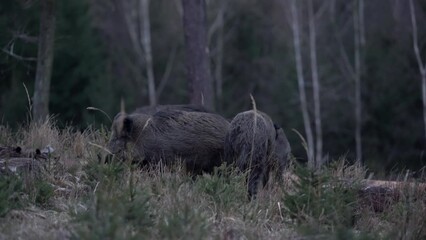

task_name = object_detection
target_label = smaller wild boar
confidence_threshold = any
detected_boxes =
[271,124,291,182]
[224,110,291,198]
[108,109,230,175]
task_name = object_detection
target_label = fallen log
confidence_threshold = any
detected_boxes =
[284,171,426,212]
[0,146,23,158]
[0,158,41,175]
[0,145,53,160]
[358,179,426,212]
[362,179,426,190]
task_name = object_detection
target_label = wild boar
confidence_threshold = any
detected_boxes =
[133,104,212,115]
[108,109,230,175]
[271,124,291,182]
[224,110,290,198]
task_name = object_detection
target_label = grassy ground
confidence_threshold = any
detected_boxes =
[0,120,425,240]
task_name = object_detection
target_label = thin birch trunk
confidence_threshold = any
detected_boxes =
[140,0,156,106]
[359,0,365,46]
[214,2,225,111]
[33,0,56,122]
[354,0,364,164]
[291,0,315,167]
[308,0,322,168]
[409,0,426,142]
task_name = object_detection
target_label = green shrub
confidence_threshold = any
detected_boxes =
[0,174,25,217]
[71,187,153,239]
[195,164,246,212]
[380,186,426,239]
[283,163,360,233]
[157,200,210,240]
[34,180,54,207]
[83,158,126,189]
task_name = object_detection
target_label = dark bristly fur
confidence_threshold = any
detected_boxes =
[272,124,292,182]
[224,110,291,199]
[133,104,212,115]
[107,110,230,175]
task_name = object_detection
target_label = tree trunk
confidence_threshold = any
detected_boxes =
[140,0,157,106]
[290,0,315,168]
[33,0,56,122]
[182,0,214,110]
[308,0,322,168]
[409,0,426,143]
[354,0,364,164]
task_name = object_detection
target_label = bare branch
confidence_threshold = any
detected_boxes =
[157,45,178,99]
[13,32,38,43]
[409,0,426,75]
[337,34,356,80]
[173,0,183,17]
[314,0,332,21]
[207,0,226,44]
[359,0,365,46]
[409,0,426,142]
[329,1,356,80]
[2,48,37,61]
[120,0,144,60]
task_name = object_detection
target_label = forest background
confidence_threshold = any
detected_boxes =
[1,0,425,176]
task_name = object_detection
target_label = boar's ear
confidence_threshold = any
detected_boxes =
[122,116,133,135]
[273,123,281,139]
[120,98,126,114]
[273,123,281,130]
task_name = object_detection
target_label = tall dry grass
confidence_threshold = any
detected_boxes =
[0,120,425,239]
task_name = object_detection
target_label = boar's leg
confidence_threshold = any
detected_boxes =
[247,164,264,199]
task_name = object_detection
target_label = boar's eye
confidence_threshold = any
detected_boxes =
[123,117,133,136]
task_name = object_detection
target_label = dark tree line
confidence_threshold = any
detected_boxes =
[1,0,426,175]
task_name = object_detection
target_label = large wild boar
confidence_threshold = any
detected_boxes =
[224,110,291,198]
[108,109,230,175]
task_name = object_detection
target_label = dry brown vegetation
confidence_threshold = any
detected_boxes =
[0,120,425,240]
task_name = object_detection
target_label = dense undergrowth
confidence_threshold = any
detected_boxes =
[0,120,425,239]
